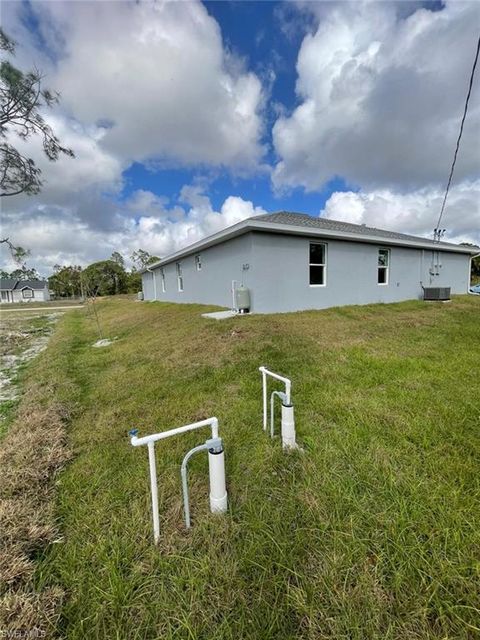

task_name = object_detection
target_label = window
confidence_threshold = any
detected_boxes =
[176,263,183,292]
[161,269,166,293]
[195,254,202,271]
[309,243,327,286]
[377,249,390,285]
[22,288,34,299]
[1,291,8,300]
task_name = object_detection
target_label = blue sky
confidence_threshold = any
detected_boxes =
[120,1,348,216]
[1,0,479,273]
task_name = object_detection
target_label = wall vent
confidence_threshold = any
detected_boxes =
[423,287,451,301]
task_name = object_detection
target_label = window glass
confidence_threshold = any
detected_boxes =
[309,243,327,286]
[309,243,325,264]
[378,268,387,284]
[377,249,390,284]
[309,265,325,285]
[176,263,183,291]
[378,249,389,267]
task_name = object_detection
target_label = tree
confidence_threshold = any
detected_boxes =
[0,28,74,197]
[0,237,29,265]
[48,265,83,298]
[110,251,125,268]
[460,243,480,279]
[130,249,159,271]
[82,260,128,297]
[8,266,40,280]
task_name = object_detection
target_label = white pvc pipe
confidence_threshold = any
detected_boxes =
[131,417,219,447]
[208,450,228,513]
[130,417,221,543]
[262,370,267,431]
[259,366,296,449]
[270,390,286,438]
[281,404,296,450]
[147,441,160,544]
[259,366,291,404]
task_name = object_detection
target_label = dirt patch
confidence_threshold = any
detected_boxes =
[0,314,61,405]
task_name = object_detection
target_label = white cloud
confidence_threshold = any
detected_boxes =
[321,180,480,245]
[0,189,266,276]
[30,0,265,172]
[273,1,480,192]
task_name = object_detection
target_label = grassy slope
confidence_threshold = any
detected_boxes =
[33,297,479,639]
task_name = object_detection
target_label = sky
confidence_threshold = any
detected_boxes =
[1,0,479,276]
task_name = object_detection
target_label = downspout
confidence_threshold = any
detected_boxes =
[146,267,157,300]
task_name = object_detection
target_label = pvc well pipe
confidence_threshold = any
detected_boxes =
[180,437,227,529]
[270,390,287,438]
[181,443,209,529]
[208,448,228,512]
[130,417,219,447]
[148,441,160,544]
[129,417,223,543]
[259,366,296,449]
[281,404,296,450]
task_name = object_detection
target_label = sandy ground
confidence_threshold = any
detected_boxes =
[0,312,63,404]
[1,305,84,313]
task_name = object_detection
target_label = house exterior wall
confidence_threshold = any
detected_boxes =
[142,230,471,313]
[250,232,470,313]
[6,288,50,303]
[142,233,255,308]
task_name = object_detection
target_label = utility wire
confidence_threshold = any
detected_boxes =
[435,34,480,237]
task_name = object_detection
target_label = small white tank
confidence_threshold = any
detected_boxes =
[235,285,250,313]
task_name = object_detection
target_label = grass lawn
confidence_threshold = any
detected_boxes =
[10,296,480,638]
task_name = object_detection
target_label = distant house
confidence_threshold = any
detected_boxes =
[0,279,50,304]
[141,212,479,314]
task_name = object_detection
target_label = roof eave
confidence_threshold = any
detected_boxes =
[142,219,478,271]
[140,218,252,272]
[248,221,480,254]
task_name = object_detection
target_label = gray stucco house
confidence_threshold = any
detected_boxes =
[141,212,479,314]
[0,279,50,304]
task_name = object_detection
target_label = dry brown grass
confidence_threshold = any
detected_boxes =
[0,383,72,636]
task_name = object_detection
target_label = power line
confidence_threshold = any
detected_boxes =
[434,34,480,238]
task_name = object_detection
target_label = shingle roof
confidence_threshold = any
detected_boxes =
[251,212,461,249]
[145,209,478,271]
[0,279,19,290]
[0,279,48,291]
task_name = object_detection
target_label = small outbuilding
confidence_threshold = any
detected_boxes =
[0,279,50,304]
[141,212,479,314]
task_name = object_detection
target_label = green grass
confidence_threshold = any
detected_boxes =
[27,297,480,639]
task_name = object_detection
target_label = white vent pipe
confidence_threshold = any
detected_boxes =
[129,417,227,543]
[259,366,296,450]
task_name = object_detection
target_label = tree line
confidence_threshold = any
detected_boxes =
[1,249,159,298]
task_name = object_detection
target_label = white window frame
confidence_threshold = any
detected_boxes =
[309,242,327,287]
[161,269,166,293]
[377,248,390,285]
[176,263,183,292]
[22,287,34,299]
[195,254,202,271]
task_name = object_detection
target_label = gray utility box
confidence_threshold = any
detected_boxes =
[423,287,451,301]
